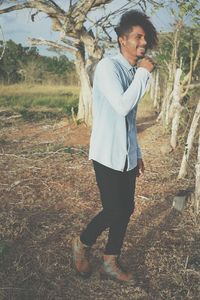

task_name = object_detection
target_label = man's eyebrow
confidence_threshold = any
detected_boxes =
[136,33,145,37]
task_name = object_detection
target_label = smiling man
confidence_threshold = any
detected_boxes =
[72,10,158,282]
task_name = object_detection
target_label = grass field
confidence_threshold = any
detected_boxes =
[0,84,80,119]
[0,83,199,300]
[0,104,199,299]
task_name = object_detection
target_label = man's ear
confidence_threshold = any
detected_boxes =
[119,36,125,48]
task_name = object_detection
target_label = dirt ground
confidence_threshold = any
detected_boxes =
[0,110,199,300]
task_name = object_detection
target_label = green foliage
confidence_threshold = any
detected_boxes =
[0,40,24,83]
[0,40,77,85]
[168,0,200,23]
[19,109,66,121]
[155,0,200,77]
[156,26,200,76]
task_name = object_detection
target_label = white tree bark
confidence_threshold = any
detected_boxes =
[153,70,160,110]
[170,68,183,149]
[76,56,93,125]
[150,72,155,101]
[195,132,200,214]
[74,44,102,125]
[178,99,200,179]
[157,21,183,127]
[157,78,173,125]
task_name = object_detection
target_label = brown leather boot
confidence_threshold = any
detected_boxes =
[99,255,133,283]
[72,237,92,278]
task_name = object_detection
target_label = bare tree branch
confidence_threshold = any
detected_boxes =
[181,41,200,98]
[28,38,77,54]
[69,0,73,8]
[102,26,112,42]
[0,0,65,19]
[63,0,112,34]
[186,83,200,89]
[193,42,200,72]
[181,39,193,98]
[61,36,80,48]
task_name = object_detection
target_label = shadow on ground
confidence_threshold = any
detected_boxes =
[137,114,158,133]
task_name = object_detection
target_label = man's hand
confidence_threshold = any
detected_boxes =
[137,56,155,73]
[137,158,145,177]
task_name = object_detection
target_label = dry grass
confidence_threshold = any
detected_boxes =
[0,84,80,96]
[0,107,199,300]
[0,84,80,120]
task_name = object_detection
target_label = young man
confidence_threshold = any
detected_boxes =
[72,10,157,282]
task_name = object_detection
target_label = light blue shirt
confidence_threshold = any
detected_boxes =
[89,52,151,172]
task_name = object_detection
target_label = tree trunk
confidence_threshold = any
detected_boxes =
[157,21,182,127]
[157,61,174,125]
[157,79,173,126]
[170,68,183,149]
[165,91,173,127]
[153,70,160,110]
[150,72,155,101]
[75,50,93,126]
[195,132,200,214]
[75,30,103,126]
[6,72,11,84]
[77,76,93,126]
[178,99,200,179]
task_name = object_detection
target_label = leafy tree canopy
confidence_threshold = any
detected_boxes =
[0,39,77,84]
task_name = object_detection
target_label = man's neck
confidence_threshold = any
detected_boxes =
[120,50,138,66]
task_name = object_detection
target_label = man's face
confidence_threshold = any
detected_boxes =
[119,26,147,59]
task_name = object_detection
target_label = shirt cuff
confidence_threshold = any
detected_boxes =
[137,144,142,159]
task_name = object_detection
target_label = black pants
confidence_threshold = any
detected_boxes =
[80,160,137,255]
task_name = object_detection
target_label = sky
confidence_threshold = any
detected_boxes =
[0,0,174,58]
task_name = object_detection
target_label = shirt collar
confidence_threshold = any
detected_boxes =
[114,52,136,71]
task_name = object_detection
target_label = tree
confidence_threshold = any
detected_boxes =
[18,59,43,84]
[0,39,77,85]
[0,0,163,125]
[153,1,200,213]
[0,39,24,83]
[169,40,200,149]
[178,99,200,179]
[156,1,200,129]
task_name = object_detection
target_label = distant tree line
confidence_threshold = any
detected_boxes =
[0,40,78,85]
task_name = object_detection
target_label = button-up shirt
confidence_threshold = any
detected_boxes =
[89,52,151,171]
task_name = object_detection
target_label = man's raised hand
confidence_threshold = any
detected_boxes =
[137,56,156,73]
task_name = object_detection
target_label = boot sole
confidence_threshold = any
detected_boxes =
[74,268,92,279]
[71,240,92,279]
[99,270,135,284]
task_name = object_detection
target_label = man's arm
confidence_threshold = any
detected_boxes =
[94,57,154,117]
